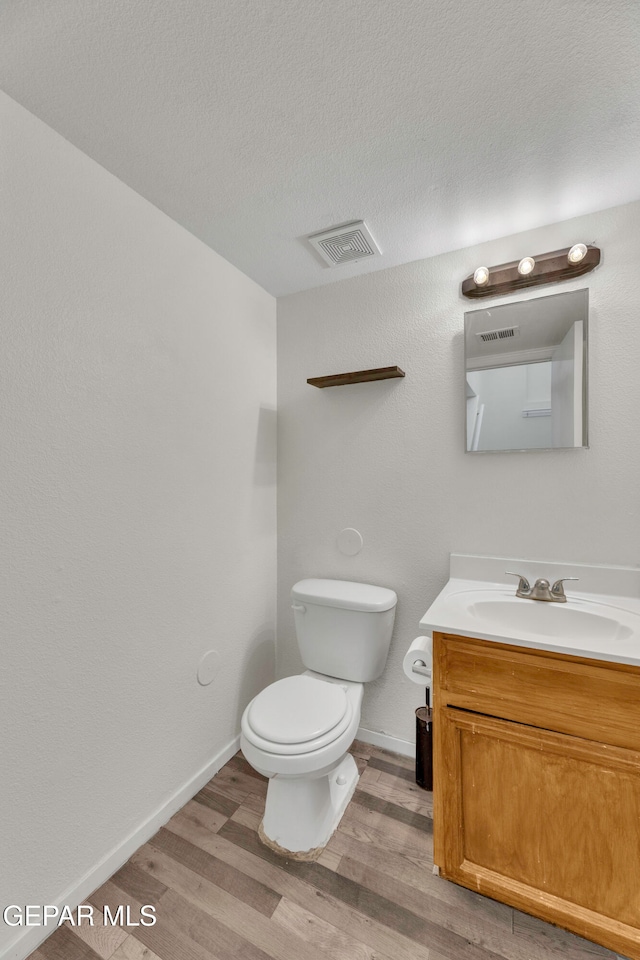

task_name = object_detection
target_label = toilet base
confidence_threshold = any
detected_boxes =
[259,753,359,856]
[257,822,326,862]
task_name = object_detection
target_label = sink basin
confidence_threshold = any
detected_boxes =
[463,594,635,644]
[418,557,640,666]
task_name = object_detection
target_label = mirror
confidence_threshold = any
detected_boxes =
[465,289,588,452]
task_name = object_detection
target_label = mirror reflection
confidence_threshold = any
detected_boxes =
[465,289,588,452]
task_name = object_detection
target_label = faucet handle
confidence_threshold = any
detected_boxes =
[551,577,579,599]
[505,571,531,594]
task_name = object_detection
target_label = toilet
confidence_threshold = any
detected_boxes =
[241,578,397,858]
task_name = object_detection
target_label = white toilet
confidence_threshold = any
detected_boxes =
[241,578,397,858]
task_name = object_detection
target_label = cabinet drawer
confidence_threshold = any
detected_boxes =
[434,632,640,750]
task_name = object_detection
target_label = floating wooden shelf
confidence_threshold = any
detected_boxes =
[307,365,405,388]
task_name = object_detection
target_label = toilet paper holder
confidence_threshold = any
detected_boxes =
[411,658,431,679]
[403,636,433,687]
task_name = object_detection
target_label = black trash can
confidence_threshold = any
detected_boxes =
[415,703,433,790]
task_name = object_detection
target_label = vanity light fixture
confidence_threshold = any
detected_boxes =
[462,243,600,299]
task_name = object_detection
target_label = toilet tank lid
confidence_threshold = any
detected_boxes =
[292,578,397,612]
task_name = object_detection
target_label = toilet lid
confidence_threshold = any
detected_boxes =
[247,675,348,745]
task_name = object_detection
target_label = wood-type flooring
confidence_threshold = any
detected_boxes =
[27,741,618,960]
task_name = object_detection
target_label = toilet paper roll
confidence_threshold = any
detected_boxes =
[402,636,433,686]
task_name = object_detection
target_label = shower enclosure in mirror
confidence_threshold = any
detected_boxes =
[465,289,588,453]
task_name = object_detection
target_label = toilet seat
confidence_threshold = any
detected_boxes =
[242,675,353,756]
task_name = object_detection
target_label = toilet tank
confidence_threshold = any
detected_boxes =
[291,579,397,682]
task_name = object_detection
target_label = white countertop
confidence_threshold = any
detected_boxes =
[419,555,640,667]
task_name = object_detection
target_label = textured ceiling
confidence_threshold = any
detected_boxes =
[1,0,639,296]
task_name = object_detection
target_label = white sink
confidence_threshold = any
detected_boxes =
[460,591,636,644]
[419,556,640,665]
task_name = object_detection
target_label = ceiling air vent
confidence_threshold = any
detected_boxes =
[307,220,381,266]
[476,325,520,344]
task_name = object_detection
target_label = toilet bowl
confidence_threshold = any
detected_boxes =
[241,578,397,857]
[240,672,364,856]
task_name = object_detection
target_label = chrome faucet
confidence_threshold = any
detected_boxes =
[505,572,579,603]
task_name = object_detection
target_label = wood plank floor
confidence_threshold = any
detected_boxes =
[28,741,618,960]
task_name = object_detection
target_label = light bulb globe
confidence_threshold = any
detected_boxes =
[568,243,588,264]
[517,257,535,276]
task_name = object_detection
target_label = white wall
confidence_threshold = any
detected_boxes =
[277,200,640,745]
[0,92,276,959]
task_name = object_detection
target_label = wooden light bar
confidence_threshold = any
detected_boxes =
[461,245,600,299]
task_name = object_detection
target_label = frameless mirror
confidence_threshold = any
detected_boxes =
[465,289,588,452]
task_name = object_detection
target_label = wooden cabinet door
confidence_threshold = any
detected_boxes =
[435,706,640,958]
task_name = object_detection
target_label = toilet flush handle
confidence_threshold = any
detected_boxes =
[291,602,306,613]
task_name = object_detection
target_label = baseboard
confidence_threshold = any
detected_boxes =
[1,734,241,960]
[356,726,414,759]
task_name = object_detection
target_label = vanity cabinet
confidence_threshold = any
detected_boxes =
[433,632,640,959]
